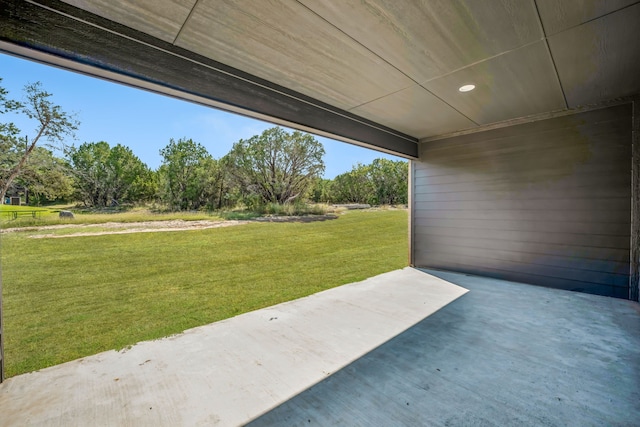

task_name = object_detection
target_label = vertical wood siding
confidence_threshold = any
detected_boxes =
[413,104,632,298]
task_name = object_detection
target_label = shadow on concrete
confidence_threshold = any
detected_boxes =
[247,269,640,426]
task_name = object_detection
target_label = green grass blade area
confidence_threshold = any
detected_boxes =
[0,205,224,229]
[0,206,51,212]
[0,205,54,223]
[1,210,407,377]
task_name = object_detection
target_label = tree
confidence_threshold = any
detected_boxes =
[331,163,374,204]
[13,146,74,205]
[309,178,333,203]
[368,158,408,205]
[106,144,156,204]
[67,141,153,207]
[330,159,408,205]
[225,127,325,205]
[0,80,78,203]
[158,138,220,210]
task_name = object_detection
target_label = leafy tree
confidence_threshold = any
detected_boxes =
[309,178,333,203]
[128,168,158,205]
[331,163,374,204]
[68,141,153,207]
[158,138,221,210]
[67,141,110,206]
[225,127,325,205]
[330,159,408,205]
[13,146,74,205]
[0,80,78,203]
[107,144,156,204]
[369,158,408,205]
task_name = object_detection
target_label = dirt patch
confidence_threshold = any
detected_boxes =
[14,220,249,239]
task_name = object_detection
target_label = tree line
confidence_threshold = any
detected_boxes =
[1,80,407,210]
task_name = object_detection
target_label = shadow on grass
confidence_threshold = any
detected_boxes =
[252,215,338,223]
[218,211,262,220]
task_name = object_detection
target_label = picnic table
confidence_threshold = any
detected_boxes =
[4,210,43,220]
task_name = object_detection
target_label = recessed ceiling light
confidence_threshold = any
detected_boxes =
[458,84,475,92]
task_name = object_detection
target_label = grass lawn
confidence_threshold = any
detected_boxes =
[0,205,54,221]
[0,205,225,229]
[0,210,408,377]
[0,205,52,212]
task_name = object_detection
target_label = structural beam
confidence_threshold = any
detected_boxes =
[0,0,418,158]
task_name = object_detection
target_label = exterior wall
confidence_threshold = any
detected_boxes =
[412,104,633,299]
[632,99,640,301]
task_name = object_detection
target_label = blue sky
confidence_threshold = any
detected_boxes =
[0,53,403,179]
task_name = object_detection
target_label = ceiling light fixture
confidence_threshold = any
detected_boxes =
[458,84,476,92]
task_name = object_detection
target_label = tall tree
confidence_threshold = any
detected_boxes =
[309,177,333,204]
[0,80,78,203]
[158,138,220,210]
[225,127,325,205]
[68,141,153,207]
[331,163,374,204]
[330,159,408,205]
[368,158,408,205]
[13,146,74,205]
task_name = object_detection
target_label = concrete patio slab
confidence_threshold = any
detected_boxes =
[249,269,640,426]
[0,268,467,426]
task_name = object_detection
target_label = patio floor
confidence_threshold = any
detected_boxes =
[250,269,640,426]
[1,268,638,426]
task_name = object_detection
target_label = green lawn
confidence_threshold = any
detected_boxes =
[0,205,226,229]
[0,210,408,377]
[0,205,51,212]
[0,205,54,221]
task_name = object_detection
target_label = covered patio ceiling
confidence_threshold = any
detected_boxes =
[2,1,639,158]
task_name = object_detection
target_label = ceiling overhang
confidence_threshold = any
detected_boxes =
[1,0,639,158]
[0,0,418,158]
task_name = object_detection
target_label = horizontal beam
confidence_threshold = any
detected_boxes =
[0,0,418,158]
